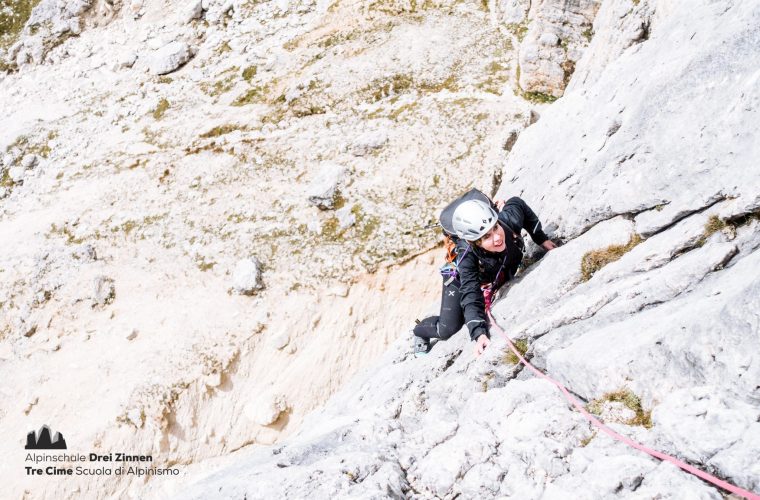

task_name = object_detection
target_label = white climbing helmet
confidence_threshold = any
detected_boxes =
[452,200,498,241]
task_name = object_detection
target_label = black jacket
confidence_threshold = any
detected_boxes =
[456,197,549,341]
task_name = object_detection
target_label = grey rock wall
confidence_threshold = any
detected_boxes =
[156,0,760,498]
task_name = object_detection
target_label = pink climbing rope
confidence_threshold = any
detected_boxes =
[487,310,760,500]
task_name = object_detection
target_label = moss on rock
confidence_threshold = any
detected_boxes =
[581,234,642,281]
[0,0,40,50]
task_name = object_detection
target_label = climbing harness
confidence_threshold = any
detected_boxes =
[485,307,760,500]
[439,244,470,286]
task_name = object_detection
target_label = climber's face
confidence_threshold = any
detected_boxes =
[477,223,506,252]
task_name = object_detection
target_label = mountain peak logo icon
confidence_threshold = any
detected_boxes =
[25,425,67,450]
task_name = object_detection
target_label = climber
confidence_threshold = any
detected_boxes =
[412,189,556,358]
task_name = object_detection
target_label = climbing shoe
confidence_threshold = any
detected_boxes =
[413,335,431,358]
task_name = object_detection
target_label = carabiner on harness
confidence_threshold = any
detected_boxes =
[439,244,471,286]
[440,262,458,286]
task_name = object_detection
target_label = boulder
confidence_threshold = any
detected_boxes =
[307,163,346,210]
[183,0,204,23]
[244,393,288,426]
[2,153,16,167]
[269,331,290,351]
[148,41,194,75]
[8,166,26,184]
[350,130,388,157]
[231,258,264,295]
[516,0,602,96]
[91,276,115,307]
[20,154,38,168]
[118,52,137,69]
[335,206,356,230]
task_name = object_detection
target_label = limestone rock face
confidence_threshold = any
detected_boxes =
[182,0,204,24]
[6,0,94,68]
[499,1,760,241]
[567,0,654,92]
[143,1,760,498]
[3,0,530,495]
[511,0,602,97]
[2,0,759,498]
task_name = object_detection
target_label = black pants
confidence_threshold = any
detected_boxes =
[413,276,465,340]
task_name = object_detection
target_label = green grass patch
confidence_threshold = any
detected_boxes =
[48,223,85,244]
[579,431,597,447]
[580,234,642,281]
[293,105,326,118]
[316,29,360,49]
[260,106,287,124]
[522,91,559,104]
[321,216,344,240]
[232,87,262,106]
[481,372,494,392]
[503,338,528,365]
[1,167,13,187]
[703,215,726,238]
[0,0,40,50]
[5,130,56,160]
[696,210,760,249]
[109,214,164,239]
[201,75,236,97]
[333,191,347,210]
[322,202,378,242]
[216,41,232,55]
[417,74,458,93]
[387,101,418,121]
[561,59,576,86]
[477,61,511,95]
[350,204,380,240]
[197,257,216,271]
[587,388,652,428]
[506,21,529,42]
[152,98,170,119]
[231,86,269,106]
[365,73,458,102]
[368,74,414,101]
[241,65,257,82]
[486,61,507,73]
[141,127,167,148]
[199,124,245,138]
[126,158,147,169]
[366,0,436,14]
